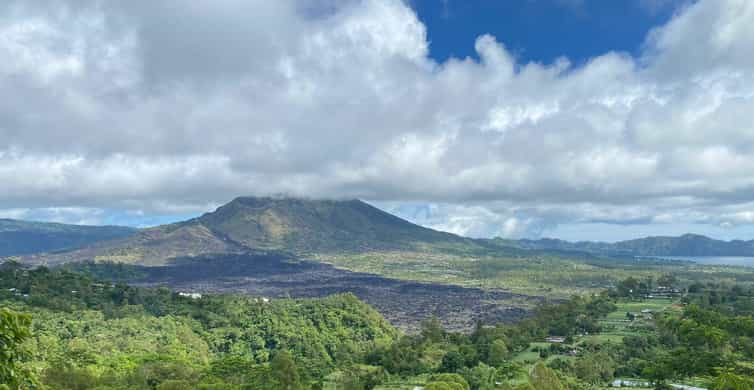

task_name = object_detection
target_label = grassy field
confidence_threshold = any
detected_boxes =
[373,376,431,390]
[588,298,680,343]
[318,250,754,299]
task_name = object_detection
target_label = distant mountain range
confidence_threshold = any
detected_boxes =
[494,234,754,257]
[6,197,754,266]
[0,219,135,257]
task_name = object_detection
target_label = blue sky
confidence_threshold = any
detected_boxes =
[412,0,683,65]
[3,0,754,242]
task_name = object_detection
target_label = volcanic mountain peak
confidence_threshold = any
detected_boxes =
[18,196,473,266]
[196,196,468,253]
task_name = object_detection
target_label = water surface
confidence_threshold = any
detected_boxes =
[651,256,754,268]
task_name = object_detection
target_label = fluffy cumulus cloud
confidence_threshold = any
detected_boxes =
[1,0,754,239]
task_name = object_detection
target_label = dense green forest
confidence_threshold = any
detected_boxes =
[0,262,396,389]
[1,262,753,389]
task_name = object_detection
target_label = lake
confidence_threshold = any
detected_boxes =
[651,256,754,268]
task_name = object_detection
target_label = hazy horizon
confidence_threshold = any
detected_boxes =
[5,196,754,244]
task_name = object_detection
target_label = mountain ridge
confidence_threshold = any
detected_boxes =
[10,197,754,266]
[0,219,136,257]
[497,233,754,257]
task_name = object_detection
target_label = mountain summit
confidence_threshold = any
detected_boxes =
[196,197,467,252]
[20,197,472,266]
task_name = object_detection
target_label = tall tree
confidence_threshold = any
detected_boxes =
[0,308,36,390]
[270,350,302,390]
[487,339,509,367]
[528,363,565,390]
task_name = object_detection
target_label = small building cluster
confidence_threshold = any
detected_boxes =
[646,286,682,299]
[7,287,28,298]
[610,379,707,389]
[178,292,202,299]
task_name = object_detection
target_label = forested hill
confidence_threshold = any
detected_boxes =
[497,233,754,257]
[0,262,398,389]
[0,219,135,257]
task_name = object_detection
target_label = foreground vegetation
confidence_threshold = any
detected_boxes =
[1,262,753,389]
[0,262,396,389]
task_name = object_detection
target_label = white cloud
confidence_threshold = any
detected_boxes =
[0,207,104,225]
[1,0,754,238]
